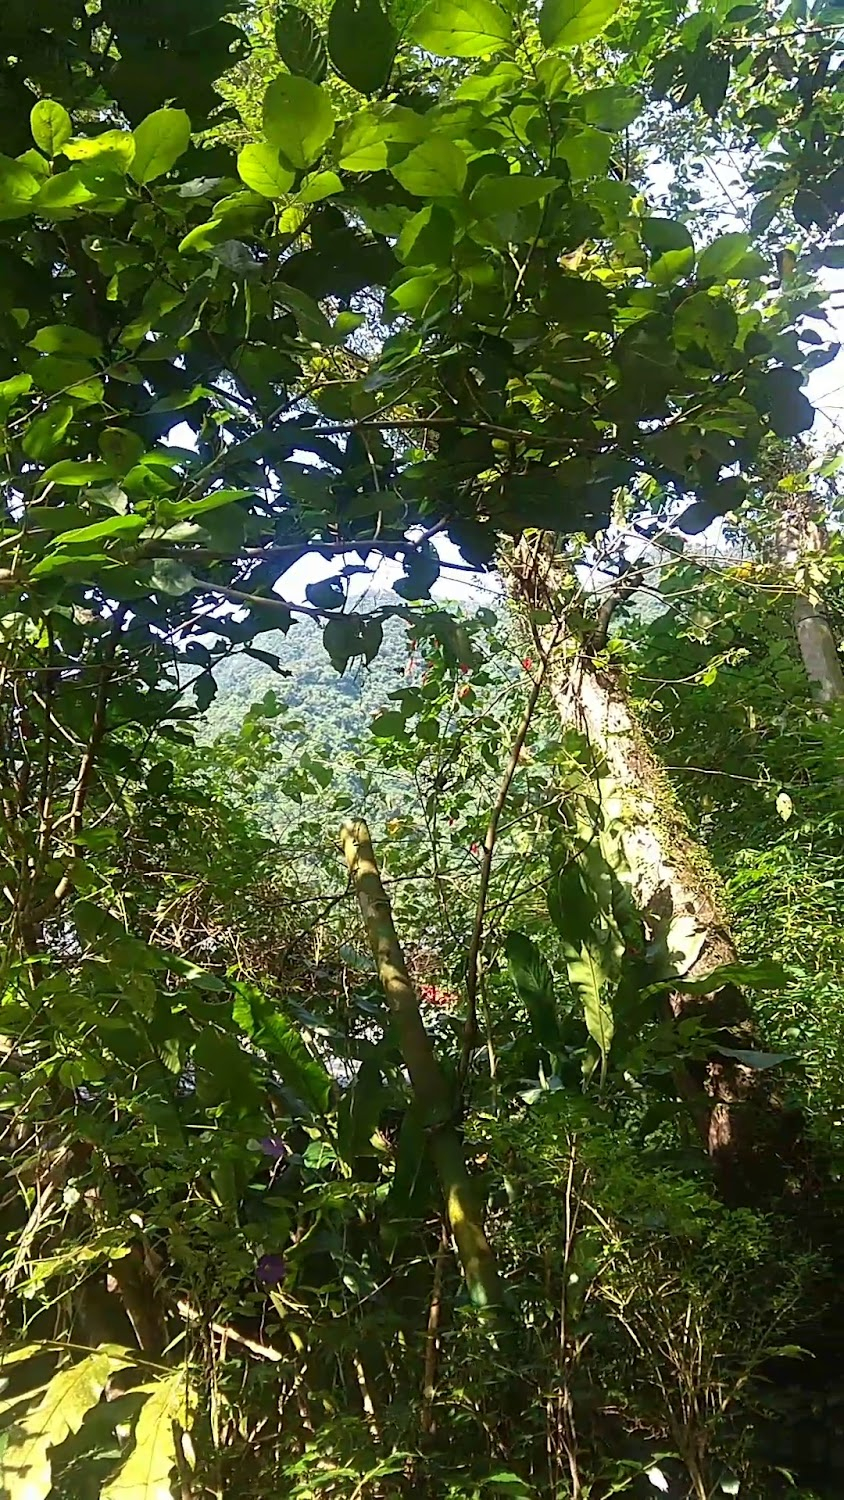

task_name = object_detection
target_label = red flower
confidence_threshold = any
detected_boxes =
[522,656,533,671]
[470,842,480,855]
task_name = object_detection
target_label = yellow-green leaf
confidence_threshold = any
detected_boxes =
[237,142,295,199]
[101,1372,189,1500]
[262,76,335,171]
[129,109,191,185]
[411,0,512,57]
[30,101,72,158]
[540,0,620,48]
[0,1351,114,1500]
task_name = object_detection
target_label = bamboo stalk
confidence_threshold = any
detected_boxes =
[341,819,502,1310]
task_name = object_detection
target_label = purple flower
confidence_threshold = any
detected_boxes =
[256,1254,286,1289]
[258,1136,288,1161]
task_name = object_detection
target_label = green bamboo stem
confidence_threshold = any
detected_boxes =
[341,818,502,1310]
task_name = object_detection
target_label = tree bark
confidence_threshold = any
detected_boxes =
[792,594,844,704]
[512,551,805,1204]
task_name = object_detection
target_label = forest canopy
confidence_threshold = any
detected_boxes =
[1,0,844,1498]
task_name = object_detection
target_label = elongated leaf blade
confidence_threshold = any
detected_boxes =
[101,1372,188,1500]
[1,1351,114,1500]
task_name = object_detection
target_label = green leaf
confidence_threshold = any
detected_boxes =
[715,1047,795,1071]
[150,558,197,596]
[505,932,560,1051]
[47,513,145,544]
[1,1351,115,1500]
[237,142,295,198]
[337,105,425,171]
[63,131,136,170]
[470,173,560,219]
[299,169,344,203]
[21,402,74,460]
[698,231,760,282]
[129,108,191,185]
[674,291,737,357]
[337,1056,387,1162]
[392,135,467,198]
[305,576,347,610]
[275,5,329,82]
[410,0,512,56]
[30,100,72,158]
[540,0,619,48]
[100,1371,187,1500]
[0,374,33,418]
[263,75,335,170]
[328,0,397,94]
[548,857,623,1067]
[674,959,791,995]
[38,460,111,490]
[30,325,102,358]
[642,216,693,255]
[236,987,333,1114]
[397,203,455,264]
[761,365,814,438]
[100,428,146,475]
[0,154,40,219]
[580,85,642,128]
[556,126,611,180]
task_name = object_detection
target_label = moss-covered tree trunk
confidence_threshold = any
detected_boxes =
[513,551,804,1204]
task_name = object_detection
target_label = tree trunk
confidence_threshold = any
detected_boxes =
[512,551,805,1204]
[792,594,844,704]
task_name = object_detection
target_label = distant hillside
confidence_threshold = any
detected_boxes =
[204,611,412,754]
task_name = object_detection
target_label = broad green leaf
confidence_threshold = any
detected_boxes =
[0,374,33,417]
[299,169,343,202]
[698,231,760,281]
[100,1371,188,1500]
[641,216,693,254]
[674,959,791,995]
[1,1351,114,1500]
[580,85,643,128]
[30,325,102,358]
[275,5,329,81]
[337,1056,387,1163]
[337,105,425,171]
[38,459,111,490]
[392,135,467,198]
[129,109,191,185]
[237,142,295,198]
[150,558,197,595]
[715,1046,796,1071]
[0,154,40,220]
[328,0,397,94]
[548,857,623,1068]
[235,987,333,1114]
[100,428,147,474]
[470,173,560,219]
[30,100,72,157]
[33,171,98,212]
[761,365,814,438]
[504,932,560,1051]
[63,131,136,170]
[411,0,512,56]
[540,0,619,48]
[396,203,455,264]
[47,513,145,545]
[556,126,610,180]
[263,75,335,170]
[21,402,73,460]
[674,291,737,356]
